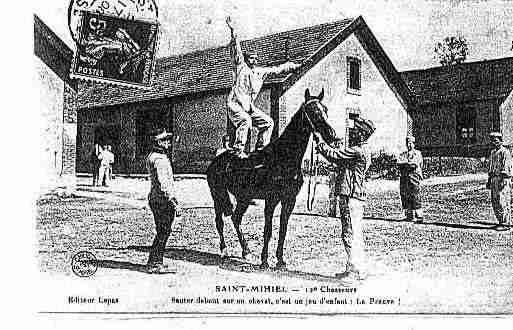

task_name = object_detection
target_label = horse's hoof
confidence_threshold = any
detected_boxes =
[275,261,287,270]
[242,248,251,259]
[259,262,269,270]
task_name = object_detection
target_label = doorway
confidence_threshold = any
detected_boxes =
[94,125,121,172]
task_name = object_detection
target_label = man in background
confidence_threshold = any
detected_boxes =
[91,143,102,186]
[145,128,181,273]
[397,135,424,223]
[98,144,114,187]
[486,132,512,231]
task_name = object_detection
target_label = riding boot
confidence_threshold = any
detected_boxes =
[414,209,423,223]
[230,143,248,158]
[405,209,414,221]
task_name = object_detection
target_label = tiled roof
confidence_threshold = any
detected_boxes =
[77,18,355,109]
[401,57,513,105]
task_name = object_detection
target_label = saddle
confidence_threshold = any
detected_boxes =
[224,150,300,187]
[225,149,267,171]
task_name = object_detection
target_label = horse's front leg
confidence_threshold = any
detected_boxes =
[261,197,279,269]
[214,204,226,256]
[275,197,297,270]
[231,199,251,258]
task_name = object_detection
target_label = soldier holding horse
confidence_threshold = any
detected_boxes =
[314,117,375,280]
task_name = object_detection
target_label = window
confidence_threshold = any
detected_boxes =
[347,57,361,94]
[346,107,361,146]
[456,107,476,144]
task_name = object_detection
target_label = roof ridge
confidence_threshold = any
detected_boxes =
[246,17,355,43]
[401,56,513,75]
[34,14,74,58]
[156,17,354,64]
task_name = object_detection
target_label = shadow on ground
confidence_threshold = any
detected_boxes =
[471,221,510,227]
[296,212,499,231]
[77,185,139,200]
[98,245,355,285]
[366,216,499,230]
[93,260,157,274]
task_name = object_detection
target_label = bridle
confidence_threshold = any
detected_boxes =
[302,99,325,212]
[302,99,325,133]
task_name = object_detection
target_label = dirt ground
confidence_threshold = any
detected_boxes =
[36,174,513,314]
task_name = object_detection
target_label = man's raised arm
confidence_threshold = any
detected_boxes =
[226,16,244,66]
[260,61,302,76]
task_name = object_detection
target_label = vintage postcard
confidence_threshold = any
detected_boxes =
[35,0,513,320]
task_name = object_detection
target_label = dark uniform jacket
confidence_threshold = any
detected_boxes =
[318,142,371,201]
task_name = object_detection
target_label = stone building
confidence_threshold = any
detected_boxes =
[77,16,415,174]
[35,15,77,193]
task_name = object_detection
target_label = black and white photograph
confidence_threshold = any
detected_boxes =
[32,0,513,321]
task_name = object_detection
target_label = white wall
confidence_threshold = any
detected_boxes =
[36,56,64,193]
[280,34,409,157]
[500,90,513,148]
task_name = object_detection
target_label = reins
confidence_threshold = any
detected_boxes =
[303,100,320,212]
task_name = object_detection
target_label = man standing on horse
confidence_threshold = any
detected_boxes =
[145,128,181,273]
[314,117,375,281]
[225,16,301,157]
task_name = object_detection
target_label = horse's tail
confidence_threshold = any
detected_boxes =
[206,158,234,217]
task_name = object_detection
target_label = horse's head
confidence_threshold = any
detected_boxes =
[301,88,338,144]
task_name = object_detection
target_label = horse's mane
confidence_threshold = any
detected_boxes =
[260,102,310,164]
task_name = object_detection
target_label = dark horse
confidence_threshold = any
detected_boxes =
[206,89,338,269]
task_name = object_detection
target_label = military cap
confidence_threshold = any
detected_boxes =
[151,128,173,141]
[354,117,376,135]
[489,132,502,140]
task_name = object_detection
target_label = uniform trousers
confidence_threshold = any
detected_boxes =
[490,177,511,225]
[98,164,112,186]
[339,196,366,273]
[328,171,338,217]
[400,177,422,211]
[227,99,274,151]
[91,158,100,186]
[148,196,176,265]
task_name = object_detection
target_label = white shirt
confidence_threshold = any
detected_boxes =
[99,150,114,166]
[398,149,423,180]
[228,33,298,111]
